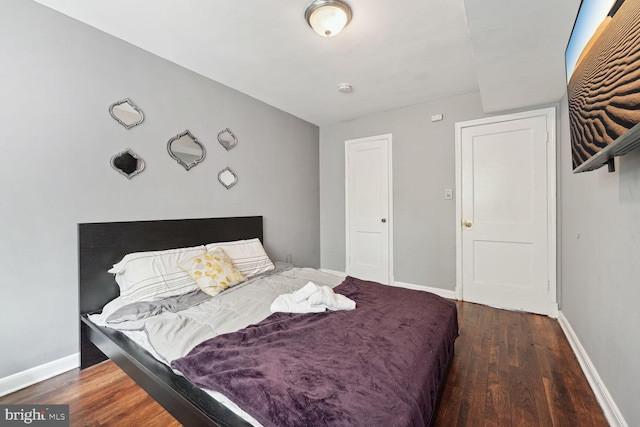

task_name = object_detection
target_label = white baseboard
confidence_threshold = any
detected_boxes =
[548,302,559,319]
[390,281,457,299]
[318,268,348,277]
[557,312,627,427]
[0,353,79,397]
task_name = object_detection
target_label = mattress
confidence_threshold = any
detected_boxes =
[89,265,346,425]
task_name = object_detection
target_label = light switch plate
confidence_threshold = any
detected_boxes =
[444,188,453,200]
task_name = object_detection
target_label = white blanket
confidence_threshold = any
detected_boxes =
[270,281,356,313]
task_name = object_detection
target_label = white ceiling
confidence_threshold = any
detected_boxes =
[32,0,581,126]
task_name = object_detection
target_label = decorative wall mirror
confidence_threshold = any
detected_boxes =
[167,130,206,170]
[218,167,238,189]
[111,149,145,179]
[217,128,238,151]
[109,99,144,129]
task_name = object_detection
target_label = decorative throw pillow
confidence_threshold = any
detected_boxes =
[178,248,247,296]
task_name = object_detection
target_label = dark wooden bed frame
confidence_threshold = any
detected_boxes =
[79,216,452,427]
[79,216,263,426]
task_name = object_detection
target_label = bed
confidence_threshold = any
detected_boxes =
[79,216,458,427]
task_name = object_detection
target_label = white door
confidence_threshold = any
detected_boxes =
[345,134,392,284]
[455,109,556,315]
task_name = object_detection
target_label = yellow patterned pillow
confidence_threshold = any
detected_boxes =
[178,248,246,296]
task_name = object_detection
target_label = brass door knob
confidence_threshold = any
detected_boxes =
[462,219,473,229]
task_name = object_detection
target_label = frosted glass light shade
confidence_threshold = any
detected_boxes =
[305,0,352,37]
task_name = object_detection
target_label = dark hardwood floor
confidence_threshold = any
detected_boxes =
[434,301,608,427]
[0,359,181,427]
[1,301,608,426]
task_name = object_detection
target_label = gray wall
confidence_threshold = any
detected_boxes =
[319,92,486,288]
[4,2,637,425]
[558,95,640,425]
[0,0,320,378]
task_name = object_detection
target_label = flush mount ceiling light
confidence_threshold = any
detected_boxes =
[305,0,353,37]
[338,83,353,93]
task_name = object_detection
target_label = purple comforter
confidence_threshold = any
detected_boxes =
[171,276,458,427]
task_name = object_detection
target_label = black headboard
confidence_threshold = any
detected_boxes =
[78,216,264,315]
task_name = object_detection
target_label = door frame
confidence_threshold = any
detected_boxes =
[454,108,558,317]
[345,133,394,284]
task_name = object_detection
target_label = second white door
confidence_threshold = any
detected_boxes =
[456,109,556,315]
[345,134,392,284]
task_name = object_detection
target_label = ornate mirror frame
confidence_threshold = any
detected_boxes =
[217,128,238,151]
[111,149,145,179]
[109,99,144,130]
[218,167,238,189]
[167,130,206,170]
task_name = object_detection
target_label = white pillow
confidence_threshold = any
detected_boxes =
[108,245,206,302]
[205,238,275,278]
